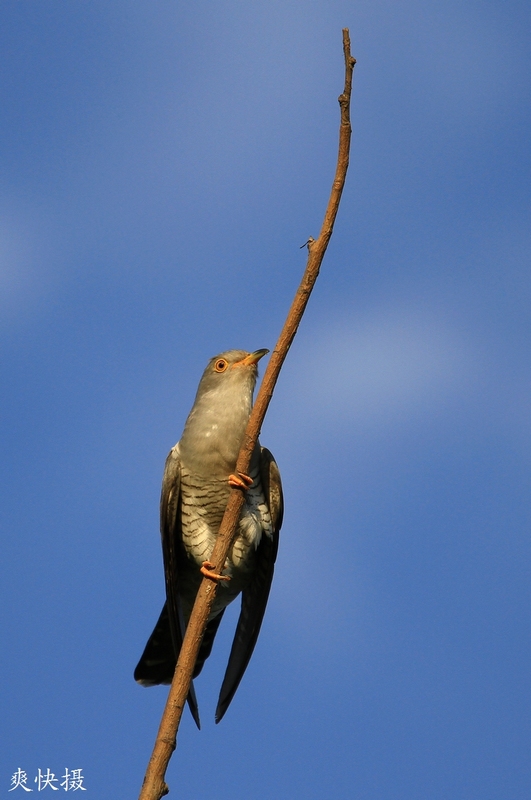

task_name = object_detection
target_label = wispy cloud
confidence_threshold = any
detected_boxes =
[284,307,480,430]
[0,211,44,326]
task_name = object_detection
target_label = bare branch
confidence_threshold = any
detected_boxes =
[138,29,356,800]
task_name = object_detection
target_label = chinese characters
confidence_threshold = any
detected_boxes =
[9,768,86,792]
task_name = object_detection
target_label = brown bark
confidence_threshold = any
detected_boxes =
[139,29,356,800]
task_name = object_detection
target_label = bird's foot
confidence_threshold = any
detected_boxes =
[200,561,231,582]
[228,472,253,490]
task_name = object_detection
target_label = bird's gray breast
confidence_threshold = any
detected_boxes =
[179,464,272,575]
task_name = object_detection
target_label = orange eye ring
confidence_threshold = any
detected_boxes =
[214,358,228,373]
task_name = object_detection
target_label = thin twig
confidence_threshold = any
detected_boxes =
[139,29,356,800]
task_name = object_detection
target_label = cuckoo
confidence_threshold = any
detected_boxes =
[134,349,283,726]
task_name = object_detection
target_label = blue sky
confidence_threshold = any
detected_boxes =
[1,1,530,798]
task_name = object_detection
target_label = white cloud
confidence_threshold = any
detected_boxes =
[0,213,42,321]
[283,306,479,430]
[0,205,60,329]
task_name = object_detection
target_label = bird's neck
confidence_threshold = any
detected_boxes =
[178,385,253,478]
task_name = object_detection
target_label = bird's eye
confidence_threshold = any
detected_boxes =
[214,359,228,373]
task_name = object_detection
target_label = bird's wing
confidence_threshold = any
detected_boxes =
[215,446,283,723]
[160,444,201,728]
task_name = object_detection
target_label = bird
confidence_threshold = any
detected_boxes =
[134,349,283,726]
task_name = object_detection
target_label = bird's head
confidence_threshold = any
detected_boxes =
[196,349,269,398]
[179,349,269,474]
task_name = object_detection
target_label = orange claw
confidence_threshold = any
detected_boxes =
[228,472,253,490]
[200,561,231,582]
